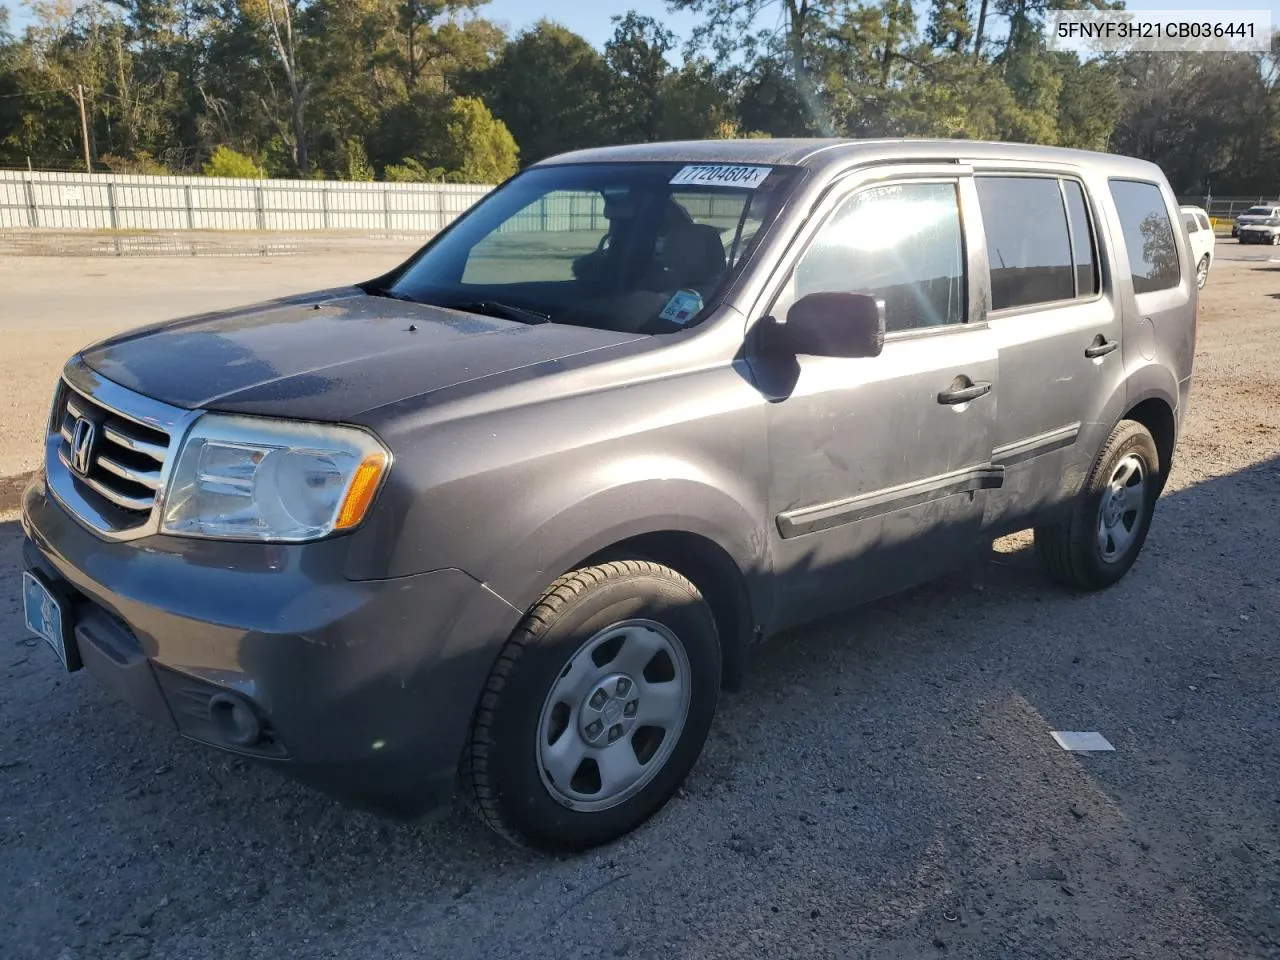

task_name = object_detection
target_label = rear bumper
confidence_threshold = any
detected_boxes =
[21,472,522,818]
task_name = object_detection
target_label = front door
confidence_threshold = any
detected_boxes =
[748,171,1000,633]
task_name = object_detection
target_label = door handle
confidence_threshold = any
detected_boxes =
[937,380,992,405]
[1085,337,1119,359]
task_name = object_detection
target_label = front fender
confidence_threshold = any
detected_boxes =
[481,474,768,616]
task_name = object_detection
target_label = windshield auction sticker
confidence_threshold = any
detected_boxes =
[670,165,773,189]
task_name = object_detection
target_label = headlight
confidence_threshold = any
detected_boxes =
[161,414,390,542]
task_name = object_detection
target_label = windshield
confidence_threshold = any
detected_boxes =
[386,162,798,335]
[1243,206,1276,216]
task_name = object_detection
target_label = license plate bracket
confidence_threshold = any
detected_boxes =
[22,571,80,672]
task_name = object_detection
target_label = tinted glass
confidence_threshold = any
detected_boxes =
[463,191,609,284]
[976,177,1074,310]
[1109,180,1180,294]
[1063,180,1099,297]
[794,181,965,332]
[1182,213,1199,233]
[390,162,798,334]
[1196,213,1212,230]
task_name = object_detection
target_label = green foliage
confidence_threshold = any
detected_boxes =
[385,157,443,182]
[100,151,169,175]
[202,145,267,179]
[603,12,674,143]
[441,96,518,182]
[0,0,1274,195]
[344,137,375,181]
[469,20,612,165]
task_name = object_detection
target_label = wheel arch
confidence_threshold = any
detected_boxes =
[1122,392,1177,494]
[582,530,757,693]
[482,479,768,695]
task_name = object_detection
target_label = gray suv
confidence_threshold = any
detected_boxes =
[21,139,1197,850]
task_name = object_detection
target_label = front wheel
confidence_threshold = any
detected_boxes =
[1035,420,1161,591]
[462,560,721,851]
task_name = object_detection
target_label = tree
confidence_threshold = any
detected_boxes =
[668,0,837,132]
[0,0,1276,196]
[440,95,517,181]
[344,137,375,180]
[603,12,675,143]
[385,156,441,181]
[471,21,612,165]
[202,144,267,177]
[243,0,313,174]
[655,61,735,140]
[927,0,971,54]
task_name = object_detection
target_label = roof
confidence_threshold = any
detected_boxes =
[535,138,1165,180]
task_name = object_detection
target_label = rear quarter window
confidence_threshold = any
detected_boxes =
[1108,180,1180,294]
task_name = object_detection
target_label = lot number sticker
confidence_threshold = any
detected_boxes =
[669,165,772,189]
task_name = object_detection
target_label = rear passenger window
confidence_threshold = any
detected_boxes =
[793,181,965,332]
[1062,180,1099,297]
[975,177,1074,310]
[1109,180,1180,294]
[1197,213,1212,231]
[1182,213,1199,233]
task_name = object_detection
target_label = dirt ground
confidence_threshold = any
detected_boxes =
[0,242,1278,960]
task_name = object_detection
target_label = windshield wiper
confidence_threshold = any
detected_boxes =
[455,300,552,325]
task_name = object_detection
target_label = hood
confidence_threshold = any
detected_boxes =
[80,287,645,421]
[1238,214,1278,224]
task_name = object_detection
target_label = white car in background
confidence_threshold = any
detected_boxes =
[1180,205,1215,289]
[1232,204,1280,240]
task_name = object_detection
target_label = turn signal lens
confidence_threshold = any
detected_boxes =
[335,452,388,530]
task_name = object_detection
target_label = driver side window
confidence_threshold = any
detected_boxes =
[791,181,966,333]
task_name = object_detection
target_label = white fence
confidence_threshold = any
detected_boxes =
[0,170,495,232]
[0,171,757,237]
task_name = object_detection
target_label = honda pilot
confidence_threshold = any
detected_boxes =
[21,139,1197,850]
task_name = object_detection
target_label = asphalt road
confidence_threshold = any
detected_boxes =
[0,248,1277,960]
[0,244,421,480]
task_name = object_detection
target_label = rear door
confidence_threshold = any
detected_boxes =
[749,167,999,631]
[969,171,1126,534]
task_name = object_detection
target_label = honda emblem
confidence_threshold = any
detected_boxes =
[70,417,95,475]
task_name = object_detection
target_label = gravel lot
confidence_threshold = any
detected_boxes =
[1,244,1278,960]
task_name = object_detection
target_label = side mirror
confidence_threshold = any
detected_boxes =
[777,291,885,359]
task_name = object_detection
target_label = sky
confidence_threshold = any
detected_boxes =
[2,0,1278,51]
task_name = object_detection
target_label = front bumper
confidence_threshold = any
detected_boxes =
[1239,229,1279,244]
[21,472,522,817]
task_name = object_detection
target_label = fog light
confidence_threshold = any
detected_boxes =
[208,692,263,747]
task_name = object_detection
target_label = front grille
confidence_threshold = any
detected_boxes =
[53,382,171,527]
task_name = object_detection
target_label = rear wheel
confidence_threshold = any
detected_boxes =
[462,560,721,851]
[1035,420,1161,591]
[1196,255,1210,289]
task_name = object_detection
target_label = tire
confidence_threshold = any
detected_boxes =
[462,560,721,851]
[1196,255,1210,289]
[1034,420,1161,591]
